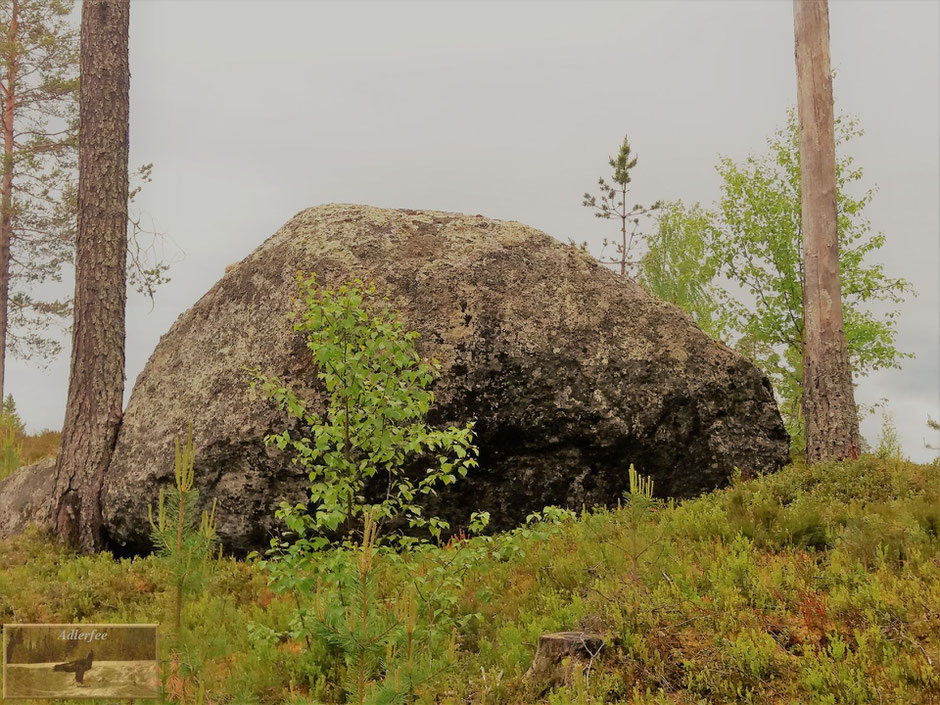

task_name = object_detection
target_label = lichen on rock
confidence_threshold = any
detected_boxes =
[86,204,789,555]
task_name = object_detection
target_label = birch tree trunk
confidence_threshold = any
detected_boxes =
[53,0,129,552]
[793,0,861,463]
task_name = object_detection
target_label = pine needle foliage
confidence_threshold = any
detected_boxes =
[302,509,458,705]
[0,394,23,478]
[582,135,662,278]
[148,425,218,631]
[623,464,664,583]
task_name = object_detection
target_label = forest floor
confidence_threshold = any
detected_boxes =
[0,455,938,704]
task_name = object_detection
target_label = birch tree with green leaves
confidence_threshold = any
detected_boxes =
[639,200,725,340]
[705,110,913,452]
[632,110,911,454]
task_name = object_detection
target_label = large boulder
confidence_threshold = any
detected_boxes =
[100,204,788,555]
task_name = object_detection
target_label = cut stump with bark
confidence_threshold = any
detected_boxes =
[527,631,607,691]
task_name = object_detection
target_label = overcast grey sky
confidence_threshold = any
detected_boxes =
[8,0,939,460]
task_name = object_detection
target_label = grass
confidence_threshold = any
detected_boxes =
[0,455,938,704]
[0,427,60,481]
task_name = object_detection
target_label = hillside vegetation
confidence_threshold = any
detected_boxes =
[0,456,937,704]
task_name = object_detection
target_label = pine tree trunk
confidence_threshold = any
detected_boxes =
[53,0,130,552]
[620,196,627,277]
[793,0,860,464]
[0,0,19,405]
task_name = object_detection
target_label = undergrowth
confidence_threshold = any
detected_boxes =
[0,455,937,704]
[0,395,61,480]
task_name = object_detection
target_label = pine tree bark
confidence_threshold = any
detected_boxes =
[793,0,860,463]
[53,0,130,552]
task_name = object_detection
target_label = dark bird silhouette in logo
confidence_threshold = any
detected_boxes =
[52,650,94,685]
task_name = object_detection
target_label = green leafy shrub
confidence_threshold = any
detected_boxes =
[249,276,482,703]
[249,275,478,544]
[876,410,904,459]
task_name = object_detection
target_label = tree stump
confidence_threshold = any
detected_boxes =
[526,631,607,691]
